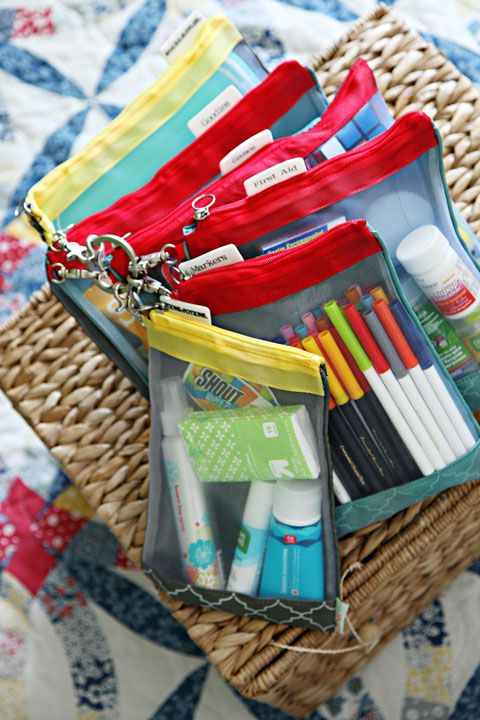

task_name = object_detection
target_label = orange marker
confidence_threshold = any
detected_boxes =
[345,284,363,306]
[373,299,417,369]
[318,330,365,401]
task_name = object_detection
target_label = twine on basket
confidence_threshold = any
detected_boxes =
[270,562,381,655]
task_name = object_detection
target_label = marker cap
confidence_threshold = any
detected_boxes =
[318,329,364,400]
[324,301,372,372]
[374,299,418,369]
[370,286,389,303]
[302,312,317,333]
[273,479,321,527]
[362,309,406,378]
[343,304,389,374]
[304,336,348,405]
[316,316,332,333]
[344,284,362,306]
[295,323,308,339]
[280,324,295,342]
[389,300,433,369]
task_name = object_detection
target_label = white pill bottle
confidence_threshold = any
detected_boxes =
[397,225,480,360]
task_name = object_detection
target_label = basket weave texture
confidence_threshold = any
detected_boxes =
[1,6,480,717]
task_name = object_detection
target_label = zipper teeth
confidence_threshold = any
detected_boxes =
[176,219,362,291]
[131,68,317,254]
[133,61,376,256]
[209,121,399,219]
[185,114,430,248]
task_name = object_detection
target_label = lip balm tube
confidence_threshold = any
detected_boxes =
[227,481,275,596]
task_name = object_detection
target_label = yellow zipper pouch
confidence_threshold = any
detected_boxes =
[26,14,267,243]
[143,310,340,632]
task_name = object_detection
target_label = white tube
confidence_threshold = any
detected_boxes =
[332,472,352,504]
[409,364,467,458]
[397,374,454,465]
[363,366,434,477]
[227,481,275,595]
[380,369,445,471]
[425,365,477,450]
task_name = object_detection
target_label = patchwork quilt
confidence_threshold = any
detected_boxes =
[1,1,480,718]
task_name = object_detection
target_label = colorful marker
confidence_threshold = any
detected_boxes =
[362,308,453,466]
[303,335,388,493]
[315,331,398,489]
[377,299,474,453]
[324,300,433,477]
[370,286,389,303]
[345,284,363,306]
[280,324,295,342]
[314,315,371,393]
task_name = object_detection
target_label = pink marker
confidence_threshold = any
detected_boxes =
[301,312,317,334]
[280,324,295,342]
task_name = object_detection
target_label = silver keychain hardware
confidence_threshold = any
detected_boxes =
[191,193,216,221]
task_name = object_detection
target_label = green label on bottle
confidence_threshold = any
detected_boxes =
[237,525,250,554]
[415,298,473,374]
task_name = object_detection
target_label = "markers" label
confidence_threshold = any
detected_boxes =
[244,157,307,197]
[160,11,205,63]
[160,296,211,323]
[219,129,273,175]
[187,86,242,137]
[179,244,244,276]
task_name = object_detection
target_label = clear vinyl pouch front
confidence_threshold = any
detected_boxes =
[111,57,393,262]
[54,59,390,396]
[172,219,480,537]
[143,311,339,630]
[176,112,480,417]
[34,56,328,397]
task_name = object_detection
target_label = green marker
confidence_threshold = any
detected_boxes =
[323,300,432,477]
[324,301,372,372]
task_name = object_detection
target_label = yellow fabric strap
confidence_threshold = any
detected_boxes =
[146,311,325,396]
[26,15,242,245]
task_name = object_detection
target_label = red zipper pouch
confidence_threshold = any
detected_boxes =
[168,218,480,537]
[62,60,326,252]
[161,111,480,416]
[113,57,389,271]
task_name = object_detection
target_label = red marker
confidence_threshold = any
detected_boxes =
[343,304,389,374]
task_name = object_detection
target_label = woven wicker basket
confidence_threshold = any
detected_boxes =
[2,6,480,717]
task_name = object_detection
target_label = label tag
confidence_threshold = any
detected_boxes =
[187,86,242,137]
[220,129,274,175]
[244,157,307,197]
[335,598,349,635]
[160,296,211,323]
[160,11,206,63]
[179,244,243,276]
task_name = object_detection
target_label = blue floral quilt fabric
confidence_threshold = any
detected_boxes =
[1,1,480,718]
